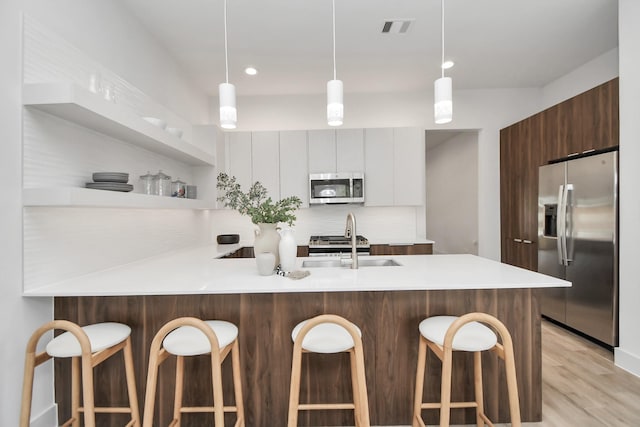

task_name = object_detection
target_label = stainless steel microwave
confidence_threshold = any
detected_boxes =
[309,172,364,204]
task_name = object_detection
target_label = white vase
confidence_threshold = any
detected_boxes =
[254,223,280,266]
[278,227,297,272]
[256,252,276,275]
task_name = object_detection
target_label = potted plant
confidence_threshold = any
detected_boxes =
[217,173,302,265]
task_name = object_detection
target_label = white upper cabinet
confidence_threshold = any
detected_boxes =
[393,127,425,206]
[336,128,365,172]
[225,132,252,191]
[308,129,337,173]
[251,131,280,200]
[364,128,395,206]
[279,130,309,207]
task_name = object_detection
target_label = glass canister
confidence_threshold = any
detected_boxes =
[153,170,172,196]
[139,171,154,195]
[171,178,186,198]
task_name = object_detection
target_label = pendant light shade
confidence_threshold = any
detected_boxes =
[327,79,343,126]
[327,0,343,126]
[219,82,237,129]
[219,0,237,129]
[434,76,452,124]
[434,0,452,124]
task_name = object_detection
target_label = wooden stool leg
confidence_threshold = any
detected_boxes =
[412,335,427,427]
[19,353,37,427]
[287,346,303,427]
[210,351,225,427]
[473,351,484,427]
[231,339,245,426]
[71,357,81,427]
[81,353,96,427]
[349,350,362,426]
[122,337,141,426]
[142,349,162,427]
[174,355,185,424]
[439,346,453,427]
[353,343,370,427]
[503,345,521,427]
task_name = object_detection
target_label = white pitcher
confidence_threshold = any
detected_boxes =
[278,227,297,272]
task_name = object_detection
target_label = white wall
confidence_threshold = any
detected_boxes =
[616,0,640,377]
[425,132,479,254]
[0,1,210,426]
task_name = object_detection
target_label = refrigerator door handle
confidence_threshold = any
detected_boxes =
[556,184,566,265]
[565,184,574,264]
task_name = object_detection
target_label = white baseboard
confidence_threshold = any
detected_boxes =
[29,404,57,427]
[615,347,640,378]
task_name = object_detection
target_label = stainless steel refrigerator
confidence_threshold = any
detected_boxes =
[538,150,618,347]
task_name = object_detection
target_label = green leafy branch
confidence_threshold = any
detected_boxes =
[217,173,302,226]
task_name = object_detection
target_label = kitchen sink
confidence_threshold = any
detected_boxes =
[302,258,401,268]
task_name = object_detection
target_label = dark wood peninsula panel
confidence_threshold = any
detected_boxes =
[55,289,540,426]
[500,78,618,270]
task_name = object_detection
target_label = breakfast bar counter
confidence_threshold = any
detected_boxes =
[37,246,569,426]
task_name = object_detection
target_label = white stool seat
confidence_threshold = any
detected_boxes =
[46,322,131,358]
[163,320,238,356]
[291,319,361,353]
[419,316,497,352]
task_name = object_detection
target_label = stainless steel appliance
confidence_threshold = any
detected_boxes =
[309,172,364,204]
[308,235,370,256]
[538,150,618,346]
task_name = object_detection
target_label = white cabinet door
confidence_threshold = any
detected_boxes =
[280,130,309,207]
[226,132,252,190]
[364,128,394,206]
[308,129,336,173]
[393,127,425,206]
[336,128,364,172]
[252,131,280,200]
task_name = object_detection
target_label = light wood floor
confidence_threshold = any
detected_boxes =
[522,320,640,427]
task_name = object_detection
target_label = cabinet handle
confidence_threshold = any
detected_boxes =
[514,238,523,243]
[568,152,580,157]
[582,148,596,154]
[523,239,533,244]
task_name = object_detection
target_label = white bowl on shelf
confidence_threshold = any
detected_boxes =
[166,127,183,138]
[142,116,167,129]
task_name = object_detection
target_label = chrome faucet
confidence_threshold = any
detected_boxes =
[344,212,358,269]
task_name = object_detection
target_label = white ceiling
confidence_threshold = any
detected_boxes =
[119,0,618,97]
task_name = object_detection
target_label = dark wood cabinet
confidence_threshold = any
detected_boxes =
[500,78,618,270]
[369,243,433,256]
[223,246,309,258]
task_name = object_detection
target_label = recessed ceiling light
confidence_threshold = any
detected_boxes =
[244,66,258,76]
[441,60,454,70]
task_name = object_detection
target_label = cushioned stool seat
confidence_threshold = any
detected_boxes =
[143,317,244,427]
[412,313,521,427]
[20,320,140,427]
[287,314,370,427]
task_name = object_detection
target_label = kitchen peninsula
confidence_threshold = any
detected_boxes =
[27,246,569,426]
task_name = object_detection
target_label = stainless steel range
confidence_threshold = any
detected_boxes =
[308,235,370,256]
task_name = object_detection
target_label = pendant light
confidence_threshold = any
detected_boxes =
[219,0,237,129]
[327,0,343,126]
[434,0,452,124]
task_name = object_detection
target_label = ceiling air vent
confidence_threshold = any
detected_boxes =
[381,20,413,34]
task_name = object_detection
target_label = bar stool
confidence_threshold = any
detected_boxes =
[142,317,244,427]
[287,314,370,427]
[412,312,521,427]
[20,320,140,427]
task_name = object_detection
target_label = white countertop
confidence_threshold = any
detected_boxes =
[23,244,570,297]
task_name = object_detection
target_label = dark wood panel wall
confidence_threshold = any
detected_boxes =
[500,78,619,270]
[54,288,540,426]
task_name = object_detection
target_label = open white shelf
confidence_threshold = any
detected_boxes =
[23,187,216,209]
[22,82,215,166]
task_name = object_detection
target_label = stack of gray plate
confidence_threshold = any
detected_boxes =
[86,172,133,192]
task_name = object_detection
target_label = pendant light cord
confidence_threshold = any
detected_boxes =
[332,0,337,80]
[224,0,229,84]
[441,0,445,79]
